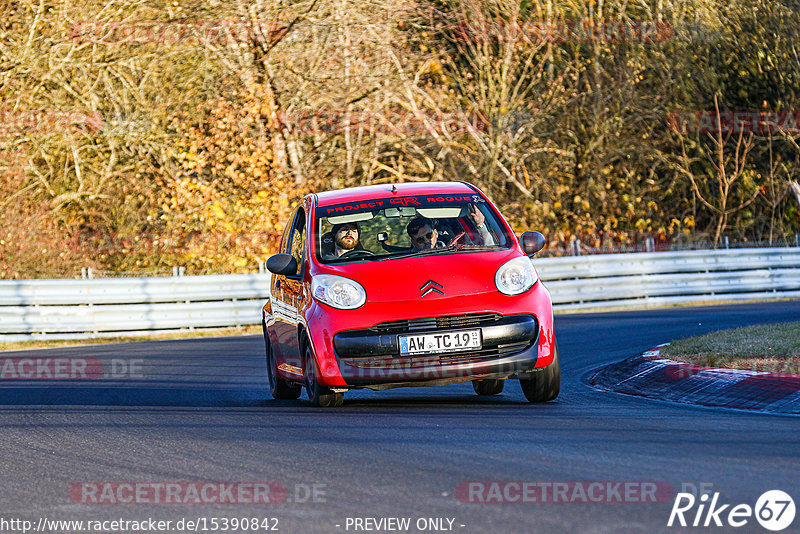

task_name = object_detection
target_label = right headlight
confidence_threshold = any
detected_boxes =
[311,274,367,309]
[495,256,538,295]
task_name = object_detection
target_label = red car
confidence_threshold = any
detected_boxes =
[262,182,559,406]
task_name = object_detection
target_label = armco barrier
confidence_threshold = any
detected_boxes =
[539,247,800,311]
[0,275,270,342]
[0,248,798,341]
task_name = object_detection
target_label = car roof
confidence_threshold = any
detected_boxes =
[313,181,479,207]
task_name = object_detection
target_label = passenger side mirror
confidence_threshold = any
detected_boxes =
[520,231,546,256]
[266,253,298,276]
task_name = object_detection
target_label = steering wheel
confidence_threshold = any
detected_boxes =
[339,249,376,259]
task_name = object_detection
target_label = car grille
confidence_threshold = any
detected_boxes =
[341,339,533,369]
[369,313,503,333]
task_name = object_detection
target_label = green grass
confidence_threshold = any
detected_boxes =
[0,325,261,353]
[661,320,800,374]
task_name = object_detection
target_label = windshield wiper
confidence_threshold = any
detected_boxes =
[453,244,503,251]
[376,244,458,260]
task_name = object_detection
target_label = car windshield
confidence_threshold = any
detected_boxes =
[315,193,512,263]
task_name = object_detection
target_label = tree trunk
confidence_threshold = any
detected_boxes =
[790,181,800,210]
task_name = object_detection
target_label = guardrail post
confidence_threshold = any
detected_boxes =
[722,236,729,249]
[645,237,655,253]
[570,239,581,256]
[258,261,265,274]
[172,266,185,276]
[796,233,800,247]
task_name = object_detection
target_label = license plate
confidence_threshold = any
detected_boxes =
[398,329,482,356]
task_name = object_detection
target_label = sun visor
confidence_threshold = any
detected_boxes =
[327,212,375,224]
[416,207,465,218]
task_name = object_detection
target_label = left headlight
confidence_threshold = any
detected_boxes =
[311,274,367,309]
[495,256,538,295]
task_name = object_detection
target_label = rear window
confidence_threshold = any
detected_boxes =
[315,193,511,263]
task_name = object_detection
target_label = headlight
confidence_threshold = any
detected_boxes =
[311,274,366,309]
[495,256,538,295]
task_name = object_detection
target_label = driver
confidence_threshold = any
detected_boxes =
[325,222,361,258]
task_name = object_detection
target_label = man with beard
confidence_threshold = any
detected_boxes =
[323,222,361,259]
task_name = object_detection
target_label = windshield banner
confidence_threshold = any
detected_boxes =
[317,194,485,216]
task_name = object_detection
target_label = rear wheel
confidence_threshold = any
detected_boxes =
[303,343,344,407]
[472,379,504,396]
[263,322,301,400]
[520,342,561,403]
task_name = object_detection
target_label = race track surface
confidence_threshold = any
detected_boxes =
[1,301,799,534]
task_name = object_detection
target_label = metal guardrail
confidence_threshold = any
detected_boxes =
[540,248,800,311]
[0,275,270,342]
[1,248,798,341]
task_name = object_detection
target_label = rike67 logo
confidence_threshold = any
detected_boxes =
[668,490,795,531]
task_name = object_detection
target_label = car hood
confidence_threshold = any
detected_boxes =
[315,249,522,303]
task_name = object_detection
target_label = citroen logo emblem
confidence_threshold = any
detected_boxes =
[420,280,444,297]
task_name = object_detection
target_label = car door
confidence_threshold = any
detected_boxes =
[272,207,306,367]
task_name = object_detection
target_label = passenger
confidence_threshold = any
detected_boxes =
[406,205,495,251]
[467,204,496,246]
[407,216,443,251]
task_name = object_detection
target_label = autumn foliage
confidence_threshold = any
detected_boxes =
[1,0,798,278]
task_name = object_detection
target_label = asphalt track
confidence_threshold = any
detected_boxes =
[1,301,799,534]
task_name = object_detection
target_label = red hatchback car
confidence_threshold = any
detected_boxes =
[262,182,559,406]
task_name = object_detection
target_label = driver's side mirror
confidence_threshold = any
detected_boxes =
[520,231,546,256]
[266,253,298,275]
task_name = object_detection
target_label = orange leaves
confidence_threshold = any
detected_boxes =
[144,87,297,271]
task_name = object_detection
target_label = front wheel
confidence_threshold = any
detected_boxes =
[264,324,301,400]
[472,379,504,396]
[519,342,561,403]
[303,343,344,407]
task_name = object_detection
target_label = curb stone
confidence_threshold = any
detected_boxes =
[589,344,800,414]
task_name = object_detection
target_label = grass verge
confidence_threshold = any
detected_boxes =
[0,325,262,353]
[660,320,800,374]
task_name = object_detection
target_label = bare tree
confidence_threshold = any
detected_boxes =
[676,95,758,245]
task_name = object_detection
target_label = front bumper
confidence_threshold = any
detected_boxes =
[332,314,539,386]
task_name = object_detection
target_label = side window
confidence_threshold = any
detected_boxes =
[285,208,306,276]
[279,215,294,252]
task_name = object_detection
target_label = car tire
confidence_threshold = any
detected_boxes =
[472,379,504,396]
[263,322,301,400]
[519,342,561,403]
[303,342,344,408]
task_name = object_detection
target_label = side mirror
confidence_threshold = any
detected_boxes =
[266,253,298,276]
[520,231,546,256]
